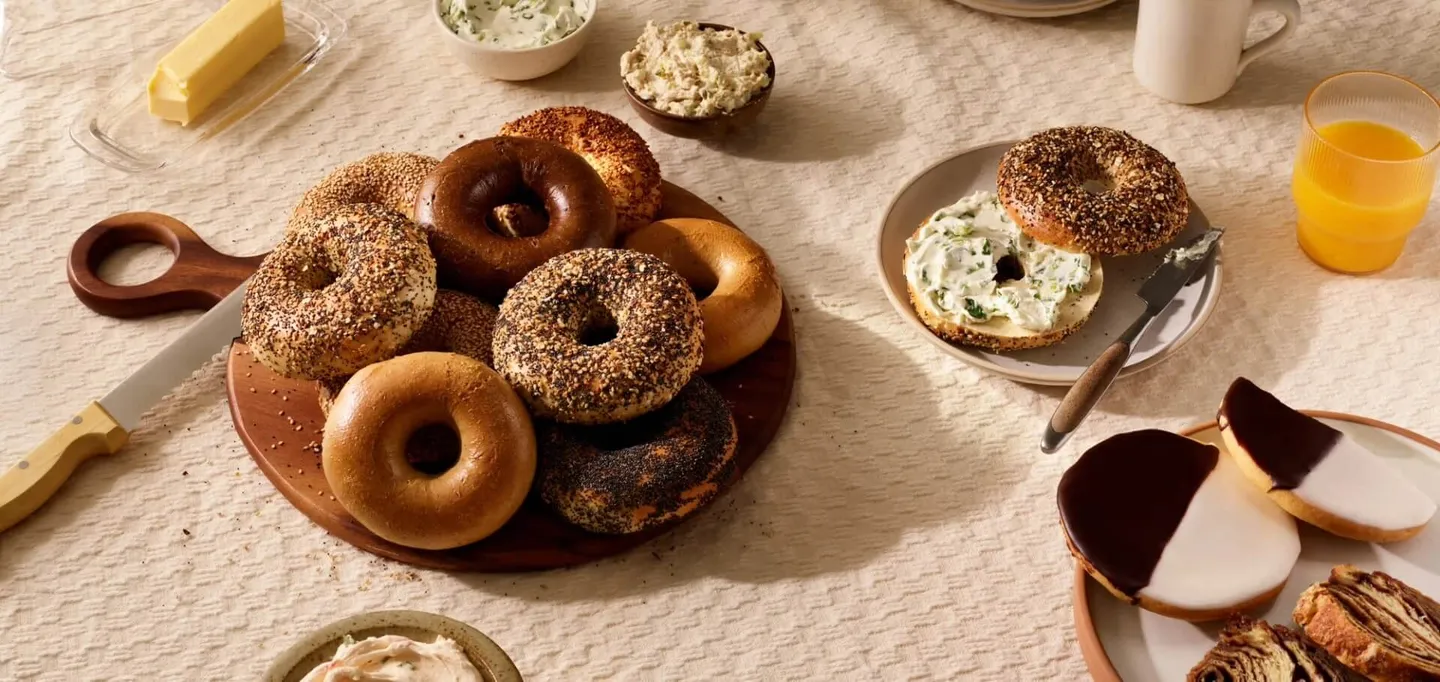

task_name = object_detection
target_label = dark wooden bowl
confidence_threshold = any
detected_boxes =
[622,23,775,139]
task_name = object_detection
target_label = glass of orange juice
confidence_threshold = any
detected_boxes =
[1292,71,1440,273]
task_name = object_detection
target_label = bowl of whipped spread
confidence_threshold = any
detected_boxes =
[267,610,522,681]
[621,21,776,138]
[434,0,596,81]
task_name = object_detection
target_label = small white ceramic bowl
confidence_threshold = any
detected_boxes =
[432,0,597,81]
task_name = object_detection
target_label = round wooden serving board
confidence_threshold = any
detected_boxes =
[225,183,797,571]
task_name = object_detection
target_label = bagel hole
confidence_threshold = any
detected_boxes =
[294,267,336,291]
[486,193,549,238]
[578,309,619,346]
[995,255,1025,283]
[688,273,719,301]
[405,423,461,476]
[1080,177,1116,195]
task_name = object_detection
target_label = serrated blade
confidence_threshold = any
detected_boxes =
[1138,228,1223,310]
[97,282,247,432]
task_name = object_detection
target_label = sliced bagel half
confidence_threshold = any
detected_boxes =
[904,236,1103,352]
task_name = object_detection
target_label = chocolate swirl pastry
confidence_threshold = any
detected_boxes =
[1294,565,1440,681]
[1188,617,1365,682]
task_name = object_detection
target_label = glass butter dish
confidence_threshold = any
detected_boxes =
[65,0,346,172]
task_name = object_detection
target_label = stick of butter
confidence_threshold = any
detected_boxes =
[147,0,286,126]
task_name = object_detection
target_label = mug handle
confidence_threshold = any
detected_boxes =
[1237,0,1301,75]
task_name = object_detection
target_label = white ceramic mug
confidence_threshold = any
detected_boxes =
[1133,0,1301,104]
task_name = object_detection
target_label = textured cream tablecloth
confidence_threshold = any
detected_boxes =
[3,0,1439,678]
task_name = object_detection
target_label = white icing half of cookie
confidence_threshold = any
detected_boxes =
[1292,434,1437,532]
[1139,455,1300,611]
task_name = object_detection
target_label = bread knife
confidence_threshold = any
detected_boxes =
[1040,228,1223,454]
[0,282,246,533]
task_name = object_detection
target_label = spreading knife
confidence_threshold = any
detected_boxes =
[1039,228,1224,454]
[0,213,262,533]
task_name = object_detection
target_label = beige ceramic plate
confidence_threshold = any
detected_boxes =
[1074,413,1440,681]
[875,140,1223,386]
[951,0,1119,19]
[266,610,523,681]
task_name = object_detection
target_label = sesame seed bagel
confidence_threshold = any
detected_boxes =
[242,203,437,381]
[317,289,499,416]
[493,248,704,425]
[322,352,536,550]
[287,152,438,232]
[538,377,737,534]
[623,218,783,374]
[416,137,617,301]
[500,107,663,235]
[997,126,1189,256]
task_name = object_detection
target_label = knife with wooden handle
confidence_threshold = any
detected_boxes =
[1040,228,1224,454]
[0,213,261,533]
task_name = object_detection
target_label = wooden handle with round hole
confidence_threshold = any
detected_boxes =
[67,212,267,318]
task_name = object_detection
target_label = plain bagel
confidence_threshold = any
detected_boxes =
[624,218,782,374]
[997,126,1189,256]
[322,352,536,550]
[500,107,663,235]
[242,203,436,381]
[288,152,438,231]
[416,137,617,300]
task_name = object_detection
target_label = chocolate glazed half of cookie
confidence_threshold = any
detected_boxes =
[537,377,738,535]
[415,137,617,301]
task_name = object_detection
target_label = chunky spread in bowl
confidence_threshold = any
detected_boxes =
[441,0,591,49]
[904,190,1092,332]
[300,634,484,681]
[620,21,773,118]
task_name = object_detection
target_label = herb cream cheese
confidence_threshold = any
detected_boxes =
[441,0,589,49]
[904,191,1092,332]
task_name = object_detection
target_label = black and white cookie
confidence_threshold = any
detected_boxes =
[1219,378,1437,543]
[1059,429,1300,622]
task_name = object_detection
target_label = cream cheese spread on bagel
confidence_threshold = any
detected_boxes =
[904,190,1092,332]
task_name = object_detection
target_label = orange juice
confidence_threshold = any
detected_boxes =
[1292,120,1434,272]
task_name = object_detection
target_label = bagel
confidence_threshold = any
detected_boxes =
[322,352,536,550]
[288,152,438,231]
[539,377,737,534]
[903,190,1102,352]
[623,218,782,373]
[500,107,662,234]
[416,137,617,300]
[317,290,498,415]
[997,126,1189,256]
[492,248,703,425]
[242,203,436,381]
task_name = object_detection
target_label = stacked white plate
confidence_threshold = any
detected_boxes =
[951,0,1119,19]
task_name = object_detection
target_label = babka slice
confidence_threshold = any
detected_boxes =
[1187,617,1365,681]
[1295,565,1440,681]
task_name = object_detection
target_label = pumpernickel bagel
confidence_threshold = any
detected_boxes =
[500,107,662,235]
[416,137,617,300]
[624,218,782,373]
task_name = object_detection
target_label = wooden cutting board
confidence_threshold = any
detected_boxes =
[225,183,797,571]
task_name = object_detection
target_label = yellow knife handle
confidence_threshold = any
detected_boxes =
[0,402,128,533]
